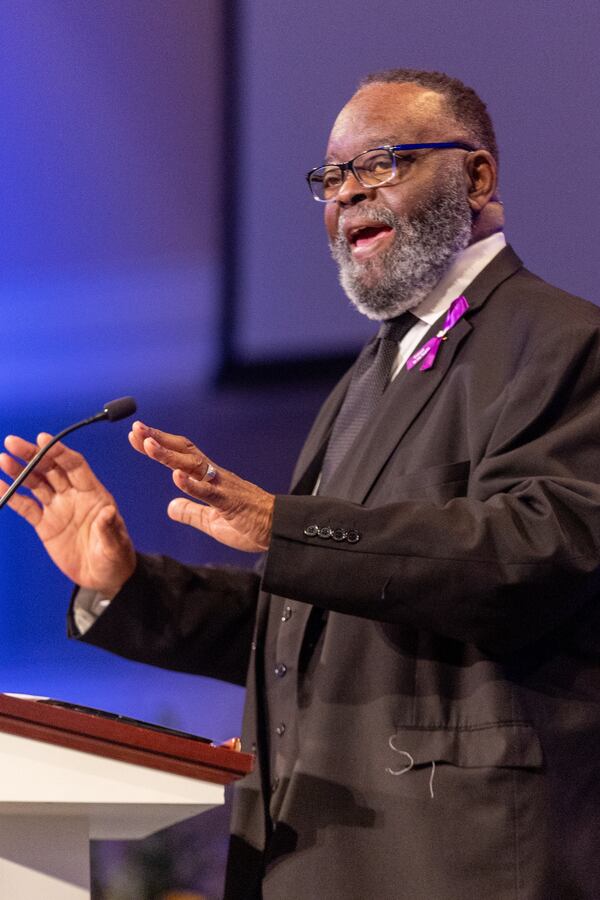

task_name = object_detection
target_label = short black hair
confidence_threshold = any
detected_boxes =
[359,68,498,166]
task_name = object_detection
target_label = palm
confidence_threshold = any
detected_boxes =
[36,484,122,587]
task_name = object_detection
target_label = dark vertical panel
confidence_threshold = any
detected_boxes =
[218,0,241,373]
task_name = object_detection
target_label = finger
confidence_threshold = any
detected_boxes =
[131,421,200,454]
[0,452,54,504]
[35,433,103,493]
[4,433,69,494]
[0,450,36,483]
[128,428,146,455]
[4,434,40,463]
[34,434,71,492]
[0,479,43,527]
[128,425,192,459]
[172,468,222,504]
[142,437,214,481]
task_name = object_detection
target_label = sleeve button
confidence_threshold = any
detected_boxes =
[332,527,347,541]
[318,526,332,539]
[304,524,319,537]
[346,530,360,543]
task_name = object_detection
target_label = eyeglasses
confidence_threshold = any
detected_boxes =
[306,141,475,202]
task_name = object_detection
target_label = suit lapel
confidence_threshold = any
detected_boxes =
[322,316,473,502]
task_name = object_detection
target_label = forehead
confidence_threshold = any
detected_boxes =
[325,82,451,161]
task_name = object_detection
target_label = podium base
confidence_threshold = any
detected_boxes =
[0,814,90,899]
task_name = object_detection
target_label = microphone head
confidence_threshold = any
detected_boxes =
[102,396,137,422]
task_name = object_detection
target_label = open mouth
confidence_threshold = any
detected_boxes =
[347,223,394,259]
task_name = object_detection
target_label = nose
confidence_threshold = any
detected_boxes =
[335,170,377,208]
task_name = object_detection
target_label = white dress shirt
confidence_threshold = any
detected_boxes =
[74,232,507,634]
[390,230,506,379]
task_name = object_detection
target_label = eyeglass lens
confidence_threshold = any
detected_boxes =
[310,148,399,201]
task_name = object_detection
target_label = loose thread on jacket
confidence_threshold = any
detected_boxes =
[429,760,436,799]
[385,735,414,776]
[386,736,437,799]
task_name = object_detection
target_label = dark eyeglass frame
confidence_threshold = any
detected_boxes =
[306,141,476,202]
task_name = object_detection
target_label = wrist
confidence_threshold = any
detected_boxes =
[97,552,137,598]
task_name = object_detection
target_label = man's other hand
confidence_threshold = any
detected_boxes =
[0,434,136,595]
[129,421,274,553]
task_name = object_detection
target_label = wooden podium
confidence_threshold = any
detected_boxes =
[0,693,253,899]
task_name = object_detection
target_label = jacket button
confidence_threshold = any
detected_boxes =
[318,526,332,539]
[346,530,360,543]
[275,722,286,736]
[332,527,347,541]
[274,663,287,678]
[304,524,319,537]
[281,605,292,622]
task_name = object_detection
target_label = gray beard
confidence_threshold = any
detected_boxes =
[329,169,473,320]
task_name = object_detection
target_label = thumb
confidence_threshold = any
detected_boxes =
[88,504,135,595]
[93,505,129,554]
[168,497,199,527]
[168,497,215,534]
[96,503,117,530]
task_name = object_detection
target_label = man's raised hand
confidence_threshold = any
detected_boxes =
[129,421,274,553]
[0,434,136,595]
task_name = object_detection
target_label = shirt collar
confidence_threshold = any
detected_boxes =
[412,231,507,325]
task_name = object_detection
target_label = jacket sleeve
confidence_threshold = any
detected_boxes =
[69,553,261,686]
[262,324,600,655]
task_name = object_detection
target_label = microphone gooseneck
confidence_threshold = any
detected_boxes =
[0,397,137,510]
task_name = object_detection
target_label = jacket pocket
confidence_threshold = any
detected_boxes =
[387,721,543,769]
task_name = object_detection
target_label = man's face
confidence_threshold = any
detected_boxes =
[324,82,474,319]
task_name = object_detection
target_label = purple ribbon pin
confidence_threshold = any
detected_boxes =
[406,294,470,372]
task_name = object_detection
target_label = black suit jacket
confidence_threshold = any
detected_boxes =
[75,247,600,899]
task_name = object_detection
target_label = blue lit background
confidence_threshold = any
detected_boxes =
[0,0,239,739]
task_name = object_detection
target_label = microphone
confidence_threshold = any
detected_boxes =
[100,397,137,422]
[0,397,137,510]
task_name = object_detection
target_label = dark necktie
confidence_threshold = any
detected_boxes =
[318,311,418,492]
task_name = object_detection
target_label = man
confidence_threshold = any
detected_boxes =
[2,70,600,899]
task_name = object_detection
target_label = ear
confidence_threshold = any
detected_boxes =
[464,150,498,212]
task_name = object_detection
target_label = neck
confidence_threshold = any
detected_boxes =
[470,201,505,245]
